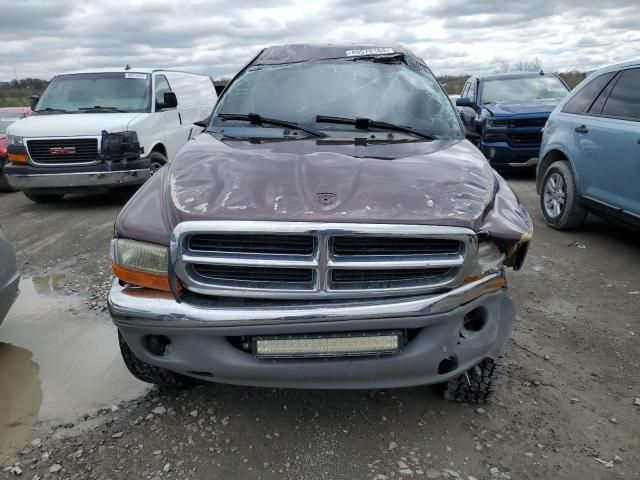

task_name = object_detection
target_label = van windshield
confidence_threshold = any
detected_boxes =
[36,73,152,113]
[481,76,569,104]
[210,56,463,140]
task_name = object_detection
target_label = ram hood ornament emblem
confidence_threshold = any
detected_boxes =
[315,192,337,207]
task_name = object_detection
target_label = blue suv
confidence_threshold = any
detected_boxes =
[538,60,640,230]
[456,73,570,168]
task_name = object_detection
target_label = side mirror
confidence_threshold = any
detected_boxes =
[193,113,212,128]
[158,92,178,110]
[29,95,40,111]
[456,97,473,108]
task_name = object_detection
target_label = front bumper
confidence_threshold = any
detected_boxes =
[6,169,149,189]
[4,157,151,190]
[480,142,539,167]
[109,272,515,389]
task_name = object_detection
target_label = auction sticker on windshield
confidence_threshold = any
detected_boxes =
[345,48,394,56]
[124,73,148,79]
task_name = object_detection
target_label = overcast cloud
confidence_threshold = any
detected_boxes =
[0,0,638,81]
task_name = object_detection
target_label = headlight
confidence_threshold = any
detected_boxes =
[7,134,24,146]
[110,238,170,291]
[465,242,505,282]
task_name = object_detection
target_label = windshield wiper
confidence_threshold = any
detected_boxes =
[35,107,68,113]
[316,115,436,140]
[218,113,327,138]
[78,106,127,112]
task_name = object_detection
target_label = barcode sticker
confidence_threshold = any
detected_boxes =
[124,73,148,79]
[345,48,394,57]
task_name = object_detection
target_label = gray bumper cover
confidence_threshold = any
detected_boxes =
[6,169,150,189]
[109,273,515,389]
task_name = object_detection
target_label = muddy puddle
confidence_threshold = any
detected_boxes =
[0,275,149,455]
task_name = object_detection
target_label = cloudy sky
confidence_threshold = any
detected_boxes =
[0,0,638,81]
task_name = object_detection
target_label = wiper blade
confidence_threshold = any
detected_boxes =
[36,107,68,113]
[316,115,436,140]
[218,113,327,138]
[78,106,127,112]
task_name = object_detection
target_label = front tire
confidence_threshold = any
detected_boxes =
[540,160,586,230]
[118,332,196,388]
[148,151,168,176]
[444,356,504,403]
[23,190,64,203]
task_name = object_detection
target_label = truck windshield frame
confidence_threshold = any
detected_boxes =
[481,76,570,104]
[35,73,152,114]
[209,57,464,140]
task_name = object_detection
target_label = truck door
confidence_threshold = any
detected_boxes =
[154,74,184,161]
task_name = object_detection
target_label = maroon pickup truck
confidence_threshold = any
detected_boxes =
[0,107,29,191]
[108,44,532,403]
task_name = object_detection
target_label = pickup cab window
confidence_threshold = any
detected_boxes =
[36,72,152,114]
[482,76,569,104]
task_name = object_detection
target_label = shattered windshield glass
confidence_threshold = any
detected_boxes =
[211,56,463,140]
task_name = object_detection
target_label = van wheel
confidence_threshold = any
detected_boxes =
[118,332,196,388]
[0,173,18,192]
[540,160,587,230]
[149,151,168,176]
[23,190,64,203]
[443,356,504,404]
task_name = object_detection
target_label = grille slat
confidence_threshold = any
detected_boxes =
[27,138,98,164]
[508,118,546,128]
[331,268,452,289]
[192,264,313,284]
[189,234,314,255]
[509,132,543,145]
[332,236,460,256]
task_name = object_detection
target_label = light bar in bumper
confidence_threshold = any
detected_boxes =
[108,271,506,328]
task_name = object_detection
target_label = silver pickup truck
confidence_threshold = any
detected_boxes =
[108,44,532,403]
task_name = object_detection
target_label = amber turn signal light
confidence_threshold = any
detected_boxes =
[7,153,28,164]
[112,263,171,292]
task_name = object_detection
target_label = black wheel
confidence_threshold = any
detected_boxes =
[0,172,18,192]
[539,160,587,230]
[149,151,168,176]
[118,331,196,388]
[444,356,504,403]
[23,190,64,203]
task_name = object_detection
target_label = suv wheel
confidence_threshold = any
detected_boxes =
[444,356,504,404]
[540,160,587,230]
[118,332,196,388]
[23,190,64,203]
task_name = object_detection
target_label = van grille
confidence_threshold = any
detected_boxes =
[171,222,477,299]
[27,138,99,164]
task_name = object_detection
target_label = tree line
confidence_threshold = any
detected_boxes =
[0,71,588,107]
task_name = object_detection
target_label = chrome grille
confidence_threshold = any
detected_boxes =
[171,221,477,299]
[27,138,99,165]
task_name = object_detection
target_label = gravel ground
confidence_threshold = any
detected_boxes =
[0,174,639,479]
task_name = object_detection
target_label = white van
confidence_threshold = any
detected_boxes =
[4,68,217,202]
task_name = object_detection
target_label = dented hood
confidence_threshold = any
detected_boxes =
[168,135,495,227]
[115,133,532,253]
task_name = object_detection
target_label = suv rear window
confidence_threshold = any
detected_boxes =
[562,72,616,114]
[600,68,640,120]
